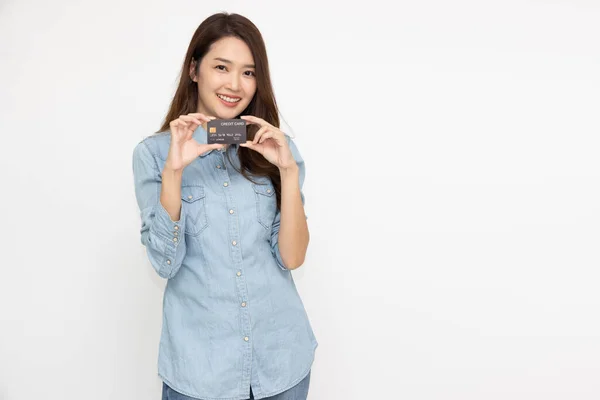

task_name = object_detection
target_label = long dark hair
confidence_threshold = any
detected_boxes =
[157,12,283,209]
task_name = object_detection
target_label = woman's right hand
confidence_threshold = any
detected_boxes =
[165,113,224,171]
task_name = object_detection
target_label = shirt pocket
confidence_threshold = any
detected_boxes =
[181,184,208,236]
[252,181,277,230]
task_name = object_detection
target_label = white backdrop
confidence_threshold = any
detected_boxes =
[1,0,599,399]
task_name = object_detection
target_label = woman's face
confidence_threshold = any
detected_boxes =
[192,36,257,120]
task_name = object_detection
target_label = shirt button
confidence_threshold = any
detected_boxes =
[229,209,234,214]
[174,226,179,230]
[173,237,178,242]
[174,231,178,236]
[166,260,171,265]
[216,165,221,169]
[232,240,237,246]
[244,336,249,342]
[223,182,228,187]
[267,189,272,193]
[241,302,246,307]
[187,195,193,200]
[236,271,241,277]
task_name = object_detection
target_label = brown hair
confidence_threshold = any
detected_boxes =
[157,12,283,209]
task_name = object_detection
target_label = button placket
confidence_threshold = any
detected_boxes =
[217,151,252,382]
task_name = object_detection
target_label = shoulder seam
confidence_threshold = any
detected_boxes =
[140,139,161,173]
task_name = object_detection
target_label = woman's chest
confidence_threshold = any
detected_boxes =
[157,151,278,237]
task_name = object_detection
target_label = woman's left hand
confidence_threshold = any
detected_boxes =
[238,115,297,171]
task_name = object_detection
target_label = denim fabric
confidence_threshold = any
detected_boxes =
[132,125,318,400]
[162,370,311,400]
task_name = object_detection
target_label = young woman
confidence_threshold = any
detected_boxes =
[132,12,318,400]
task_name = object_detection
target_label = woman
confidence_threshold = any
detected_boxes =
[132,12,318,400]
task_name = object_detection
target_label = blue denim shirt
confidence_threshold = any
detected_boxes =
[131,125,318,400]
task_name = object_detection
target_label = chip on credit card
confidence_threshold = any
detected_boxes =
[207,118,247,144]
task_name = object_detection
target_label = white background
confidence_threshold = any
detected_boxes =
[1,0,599,399]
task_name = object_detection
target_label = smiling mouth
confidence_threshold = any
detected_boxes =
[216,94,241,103]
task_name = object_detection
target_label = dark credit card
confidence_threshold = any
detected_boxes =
[207,118,247,144]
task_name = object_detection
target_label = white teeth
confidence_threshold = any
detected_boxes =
[217,94,241,103]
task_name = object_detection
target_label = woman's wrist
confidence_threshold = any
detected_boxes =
[279,164,299,178]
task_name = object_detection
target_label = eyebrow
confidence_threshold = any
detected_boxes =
[213,57,255,69]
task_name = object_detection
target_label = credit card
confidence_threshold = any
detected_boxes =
[207,118,247,144]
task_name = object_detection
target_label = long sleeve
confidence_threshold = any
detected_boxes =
[132,140,187,279]
[270,136,307,271]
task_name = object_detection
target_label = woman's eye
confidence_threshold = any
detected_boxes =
[215,65,254,76]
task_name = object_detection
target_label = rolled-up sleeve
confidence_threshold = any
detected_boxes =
[270,136,307,271]
[132,140,187,279]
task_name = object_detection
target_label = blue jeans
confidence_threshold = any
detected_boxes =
[162,370,311,400]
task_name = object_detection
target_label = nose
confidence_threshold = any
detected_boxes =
[226,73,240,92]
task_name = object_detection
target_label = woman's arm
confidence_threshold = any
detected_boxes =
[132,140,188,279]
[276,164,309,270]
[269,136,309,271]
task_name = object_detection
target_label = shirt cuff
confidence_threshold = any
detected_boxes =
[150,200,186,250]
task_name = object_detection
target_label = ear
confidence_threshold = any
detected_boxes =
[189,59,198,82]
